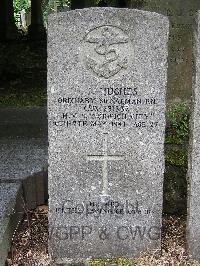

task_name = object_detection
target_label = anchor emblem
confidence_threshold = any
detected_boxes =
[84,26,129,79]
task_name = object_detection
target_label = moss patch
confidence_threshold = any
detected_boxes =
[90,258,134,266]
[165,103,190,145]
[165,146,187,167]
[0,88,47,107]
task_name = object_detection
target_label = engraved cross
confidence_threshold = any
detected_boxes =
[87,133,124,197]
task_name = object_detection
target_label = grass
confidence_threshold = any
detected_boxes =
[0,89,47,107]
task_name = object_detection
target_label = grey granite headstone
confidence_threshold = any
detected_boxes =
[131,0,200,103]
[187,11,200,261]
[48,7,169,263]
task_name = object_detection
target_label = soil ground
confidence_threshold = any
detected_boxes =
[6,205,200,266]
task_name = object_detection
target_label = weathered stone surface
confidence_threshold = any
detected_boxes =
[0,108,48,209]
[128,0,200,103]
[0,138,48,209]
[0,138,47,181]
[0,183,24,265]
[187,11,200,261]
[48,7,169,262]
[23,171,47,210]
[0,107,47,138]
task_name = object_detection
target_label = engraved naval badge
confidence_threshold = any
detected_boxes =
[84,26,130,79]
